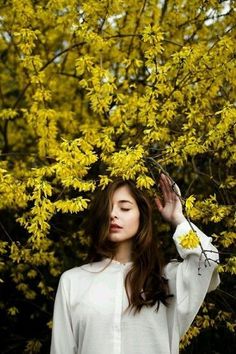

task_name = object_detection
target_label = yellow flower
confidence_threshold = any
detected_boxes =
[136,175,155,189]
[8,307,19,316]
[178,230,200,249]
[185,195,196,212]
[98,175,112,189]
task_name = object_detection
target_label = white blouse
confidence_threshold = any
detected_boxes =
[50,221,220,354]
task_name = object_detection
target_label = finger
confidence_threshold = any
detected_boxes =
[159,175,168,202]
[162,174,181,199]
[160,174,172,201]
[154,196,164,212]
[171,181,181,197]
[168,177,181,198]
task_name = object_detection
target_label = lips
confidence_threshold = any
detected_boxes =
[110,224,123,230]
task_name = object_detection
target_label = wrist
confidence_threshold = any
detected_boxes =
[171,215,187,228]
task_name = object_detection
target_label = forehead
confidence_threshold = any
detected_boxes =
[112,185,136,203]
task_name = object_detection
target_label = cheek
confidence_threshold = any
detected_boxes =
[127,212,140,232]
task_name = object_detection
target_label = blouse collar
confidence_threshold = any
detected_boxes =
[102,257,133,267]
[80,258,133,273]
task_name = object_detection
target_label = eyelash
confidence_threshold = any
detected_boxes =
[121,208,130,211]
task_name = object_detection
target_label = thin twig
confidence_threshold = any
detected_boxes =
[0,221,14,243]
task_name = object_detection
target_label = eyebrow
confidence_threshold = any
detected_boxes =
[118,200,133,204]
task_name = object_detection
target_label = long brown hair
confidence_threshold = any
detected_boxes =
[83,178,171,315]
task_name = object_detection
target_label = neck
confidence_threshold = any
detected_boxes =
[113,239,133,263]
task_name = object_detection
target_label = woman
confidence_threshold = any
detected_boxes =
[50,173,220,354]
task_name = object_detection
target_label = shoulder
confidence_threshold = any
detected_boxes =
[57,260,108,297]
[60,260,107,283]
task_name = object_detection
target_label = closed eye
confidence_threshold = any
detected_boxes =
[121,208,130,211]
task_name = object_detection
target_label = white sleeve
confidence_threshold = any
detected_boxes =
[50,273,77,354]
[165,220,220,337]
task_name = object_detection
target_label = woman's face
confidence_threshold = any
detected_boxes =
[108,185,140,243]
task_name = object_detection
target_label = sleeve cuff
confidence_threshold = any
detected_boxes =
[173,220,217,260]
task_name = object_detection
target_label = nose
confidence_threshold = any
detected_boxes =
[110,206,118,220]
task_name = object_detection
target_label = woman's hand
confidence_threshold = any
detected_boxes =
[154,173,186,227]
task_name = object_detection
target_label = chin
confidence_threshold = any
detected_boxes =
[109,234,134,243]
[109,235,121,242]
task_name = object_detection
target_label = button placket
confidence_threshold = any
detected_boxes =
[113,265,125,354]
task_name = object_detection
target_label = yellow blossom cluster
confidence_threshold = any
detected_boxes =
[178,230,200,249]
[181,304,236,350]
